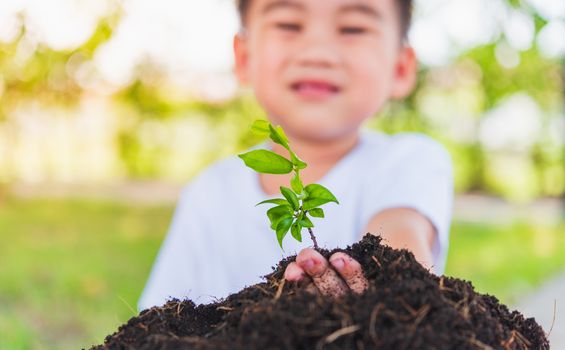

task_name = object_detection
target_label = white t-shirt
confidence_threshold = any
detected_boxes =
[138,130,453,311]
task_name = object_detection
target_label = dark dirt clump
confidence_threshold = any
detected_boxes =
[92,234,549,349]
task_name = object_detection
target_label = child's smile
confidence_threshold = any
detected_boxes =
[290,79,342,101]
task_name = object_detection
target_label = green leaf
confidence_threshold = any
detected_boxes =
[250,120,270,135]
[290,151,307,170]
[238,150,293,174]
[276,217,293,248]
[267,205,292,220]
[290,222,302,242]
[308,208,325,218]
[290,172,303,194]
[302,184,339,210]
[268,124,290,150]
[256,198,289,206]
[299,215,314,228]
[270,215,292,231]
[280,186,299,211]
[267,205,293,230]
[302,198,333,210]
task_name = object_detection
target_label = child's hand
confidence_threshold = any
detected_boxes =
[284,248,368,298]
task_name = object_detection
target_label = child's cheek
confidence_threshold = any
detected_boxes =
[350,64,390,117]
[256,39,286,69]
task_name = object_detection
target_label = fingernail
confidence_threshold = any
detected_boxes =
[330,258,345,270]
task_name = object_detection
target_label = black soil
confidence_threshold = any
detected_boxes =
[92,234,549,349]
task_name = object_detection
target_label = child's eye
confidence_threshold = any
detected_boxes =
[275,22,302,32]
[340,27,367,35]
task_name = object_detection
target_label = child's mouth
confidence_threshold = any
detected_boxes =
[291,81,340,100]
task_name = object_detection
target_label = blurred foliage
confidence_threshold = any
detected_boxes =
[477,46,561,110]
[0,17,116,110]
[113,85,266,178]
[0,1,563,201]
[0,196,563,349]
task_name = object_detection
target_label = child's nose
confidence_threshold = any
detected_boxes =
[295,43,341,69]
[295,27,341,68]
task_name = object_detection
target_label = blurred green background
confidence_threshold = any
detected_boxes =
[0,0,564,349]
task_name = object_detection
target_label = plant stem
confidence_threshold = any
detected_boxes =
[307,227,319,250]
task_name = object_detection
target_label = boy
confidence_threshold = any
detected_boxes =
[138,0,452,309]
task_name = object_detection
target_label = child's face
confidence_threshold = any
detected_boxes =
[234,0,416,142]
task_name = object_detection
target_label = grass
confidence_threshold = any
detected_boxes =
[446,220,565,302]
[0,196,564,349]
[0,197,172,350]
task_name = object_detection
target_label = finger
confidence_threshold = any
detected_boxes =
[284,262,306,282]
[329,252,369,295]
[284,262,318,295]
[296,248,349,298]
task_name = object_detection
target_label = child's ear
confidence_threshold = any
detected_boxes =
[390,45,417,100]
[233,33,250,86]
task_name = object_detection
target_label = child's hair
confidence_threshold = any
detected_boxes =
[236,0,413,39]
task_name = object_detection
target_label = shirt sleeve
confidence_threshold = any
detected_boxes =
[360,134,454,275]
[137,184,211,311]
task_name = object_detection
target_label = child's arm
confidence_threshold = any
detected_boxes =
[284,208,435,297]
[364,207,435,270]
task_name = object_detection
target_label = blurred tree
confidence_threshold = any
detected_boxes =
[0,0,562,199]
[0,17,116,110]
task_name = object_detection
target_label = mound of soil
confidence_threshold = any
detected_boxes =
[93,234,549,349]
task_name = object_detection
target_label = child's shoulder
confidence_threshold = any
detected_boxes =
[180,139,272,202]
[190,155,245,185]
[174,156,248,211]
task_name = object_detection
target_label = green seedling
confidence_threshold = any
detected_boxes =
[238,120,339,250]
